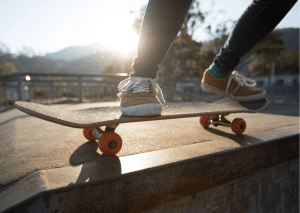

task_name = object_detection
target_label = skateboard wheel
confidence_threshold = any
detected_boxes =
[231,118,246,134]
[200,115,211,128]
[99,132,122,156]
[83,128,97,141]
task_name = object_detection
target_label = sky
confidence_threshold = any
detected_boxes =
[0,0,299,56]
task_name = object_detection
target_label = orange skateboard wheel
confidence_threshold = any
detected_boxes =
[231,118,246,134]
[83,128,97,141]
[200,115,211,128]
[99,132,122,155]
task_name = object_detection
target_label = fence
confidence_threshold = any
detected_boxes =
[0,73,299,111]
[0,73,128,110]
[0,73,221,111]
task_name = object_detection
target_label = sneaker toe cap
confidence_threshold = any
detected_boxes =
[121,103,162,116]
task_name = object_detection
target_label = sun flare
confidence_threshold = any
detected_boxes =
[53,3,141,57]
[106,29,139,55]
[90,5,140,56]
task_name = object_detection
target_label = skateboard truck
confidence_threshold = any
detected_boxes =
[83,124,122,156]
[200,114,246,134]
[84,114,247,156]
[209,114,231,127]
[85,114,247,156]
[105,123,119,131]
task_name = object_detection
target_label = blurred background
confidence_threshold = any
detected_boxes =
[0,0,299,109]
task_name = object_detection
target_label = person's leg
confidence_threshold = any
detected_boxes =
[131,0,193,79]
[118,0,193,116]
[210,0,298,76]
[202,0,298,101]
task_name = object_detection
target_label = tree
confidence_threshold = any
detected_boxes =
[30,56,58,73]
[246,31,285,76]
[0,62,18,75]
[102,58,133,75]
[276,50,299,75]
[0,43,20,75]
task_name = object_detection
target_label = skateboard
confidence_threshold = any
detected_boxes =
[14,98,268,156]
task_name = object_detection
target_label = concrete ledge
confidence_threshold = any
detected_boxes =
[0,124,299,212]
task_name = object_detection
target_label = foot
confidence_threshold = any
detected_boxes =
[201,68,266,101]
[116,76,165,116]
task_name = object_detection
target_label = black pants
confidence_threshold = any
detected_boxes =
[131,0,298,79]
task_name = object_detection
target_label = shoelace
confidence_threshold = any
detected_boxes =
[116,77,166,105]
[226,71,256,94]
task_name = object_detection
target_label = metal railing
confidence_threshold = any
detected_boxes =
[0,73,218,110]
[0,73,128,110]
[1,73,298,111]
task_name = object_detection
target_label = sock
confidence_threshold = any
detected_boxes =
[208,65,227,78]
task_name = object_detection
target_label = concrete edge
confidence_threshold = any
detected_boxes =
[0,124,299,212]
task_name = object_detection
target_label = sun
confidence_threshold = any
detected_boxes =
[62,4,141,56]
[108,29,139,55]
[92,7,140,56]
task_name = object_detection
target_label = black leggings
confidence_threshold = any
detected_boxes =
[131,0,298,79]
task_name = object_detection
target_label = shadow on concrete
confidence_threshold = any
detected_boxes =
[0,115,30,126]
[201,127,264,147]
[69,141,121,184]
[69,141,101,165]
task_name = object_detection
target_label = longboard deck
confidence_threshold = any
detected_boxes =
[14,98,268,128]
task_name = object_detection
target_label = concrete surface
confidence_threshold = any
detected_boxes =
[0,101,299,212]
[0,102,298,189]
[0,124,298,212]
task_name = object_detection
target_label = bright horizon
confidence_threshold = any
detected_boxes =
[0,0,299,56]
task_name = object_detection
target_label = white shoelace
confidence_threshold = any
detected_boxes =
[116,77,166,105]
[226,71,256,94]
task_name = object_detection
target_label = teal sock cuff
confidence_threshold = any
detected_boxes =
[209,67,225,78]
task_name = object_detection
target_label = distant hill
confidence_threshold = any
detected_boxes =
[45,46,90,61]
[44,43,131,74]
[44,43,122,61]
[275,28,299,52]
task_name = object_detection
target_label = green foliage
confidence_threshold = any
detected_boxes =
[276,50,299,75]
[247,31,285,57]
[102,57,133,75]
[196,47,215,75]
[0,62,18,75]
[14,55,58,74]
[246,31,285,76]
[0,46,20,75]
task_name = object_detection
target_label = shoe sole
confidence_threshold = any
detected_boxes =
[120,103,162,117]
[201,81,266,102]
